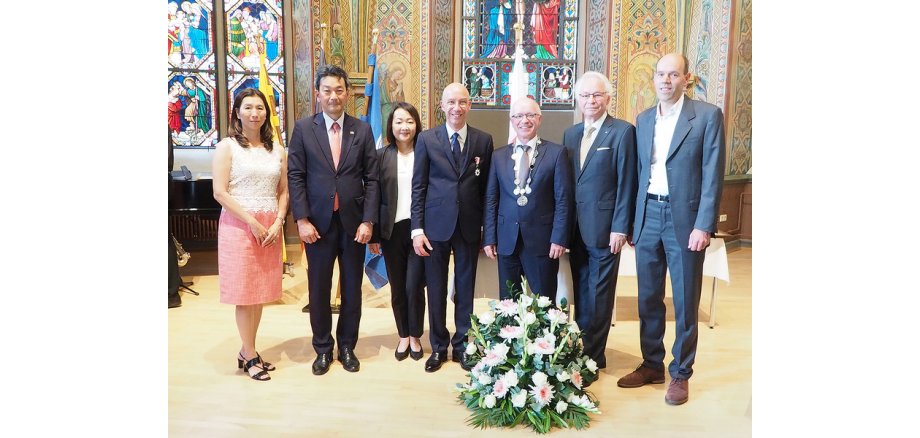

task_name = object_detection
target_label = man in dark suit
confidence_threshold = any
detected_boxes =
[288,65,379,375]
[562,71,637,375]
[411,83,494,372]
[482,97,572,301]
[616,53,725,406]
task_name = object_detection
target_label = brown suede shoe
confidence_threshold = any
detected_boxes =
[617,365,665,388]
[665,378,689,405]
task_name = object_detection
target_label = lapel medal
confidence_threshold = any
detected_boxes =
[474,156,481,176]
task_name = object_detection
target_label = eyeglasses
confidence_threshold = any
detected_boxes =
[578,92,607,100]
[511,113,541,120]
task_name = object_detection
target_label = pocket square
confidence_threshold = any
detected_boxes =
[596,147,612,151]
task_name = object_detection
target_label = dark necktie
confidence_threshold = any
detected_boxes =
[451,132,461,170]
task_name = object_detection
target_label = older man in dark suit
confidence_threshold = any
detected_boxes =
[412,83,494,373]
[562,71,637,376]
[482,97,572,301]
[616,53,726,406]
[288,65,379,375]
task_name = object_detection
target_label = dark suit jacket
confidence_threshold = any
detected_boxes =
[374,143,406,241]
[411,124,494,242]
[482,140,573,256]
[562,115,637,248]
[633,98,726,245]
[287,112,379,235]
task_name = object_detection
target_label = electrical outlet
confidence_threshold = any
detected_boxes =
[719,214,728,222]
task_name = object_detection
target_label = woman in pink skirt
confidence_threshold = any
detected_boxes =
[212,88,289,381]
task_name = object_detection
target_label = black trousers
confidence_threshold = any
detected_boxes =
[569,224,621,369]
[380,219,426,338]
[305,212,365,354]
[424,220,479,354]
[496,233,558,301]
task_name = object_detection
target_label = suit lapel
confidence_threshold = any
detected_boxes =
[338,115,356,171]
[312,114,335,171]
[384,146,397,220]
[579,116,615,180]
[571,124,585,178]
[459,129,473,175]
[531,139,548,179]
[666,99,696,162]
[437,127,459,175]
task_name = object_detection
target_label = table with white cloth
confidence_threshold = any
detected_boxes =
[454,238,729,328]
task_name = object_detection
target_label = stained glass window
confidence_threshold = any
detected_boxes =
[462,0,578,109]
[225,1,286,145]
[167,0,286,149]
[168,0,218,148]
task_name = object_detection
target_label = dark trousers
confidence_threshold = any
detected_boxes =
[635,200,705,380]
[425,221,479,354]
[497,233,558,301]
[381,219,426,338]
[569,224,621,369]
[305,212,365,354]
[168,233,181,297]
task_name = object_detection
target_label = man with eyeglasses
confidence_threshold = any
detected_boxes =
[562,71,637,384]
[411,83,494,373]
[288,65,380,376]
[482,97,573,302]
[617,53,725,406]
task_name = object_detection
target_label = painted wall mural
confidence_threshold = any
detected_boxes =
[727,0,751,175]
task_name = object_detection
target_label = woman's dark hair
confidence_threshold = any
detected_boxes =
[385,102,422,147]
[229,88,274,152]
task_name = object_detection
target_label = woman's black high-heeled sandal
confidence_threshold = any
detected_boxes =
[243,356,271,381]
[238,352,275,371]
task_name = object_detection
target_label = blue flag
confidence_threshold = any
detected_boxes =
[361,53,388,290]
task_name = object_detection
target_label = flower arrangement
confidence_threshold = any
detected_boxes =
[456,282,601,434]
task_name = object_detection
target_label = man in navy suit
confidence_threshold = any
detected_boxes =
[482,97,572,301]
[288,65,379,375]
[562,71,637,375]
[411,83,494,372]
[616,53,725,406]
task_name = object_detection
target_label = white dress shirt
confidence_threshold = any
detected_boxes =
[648,95,685,196]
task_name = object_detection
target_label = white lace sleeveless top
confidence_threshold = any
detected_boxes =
[227,138,281,212]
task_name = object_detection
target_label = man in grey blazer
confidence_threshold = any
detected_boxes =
[616,53,726,406]
[562,72,637,378]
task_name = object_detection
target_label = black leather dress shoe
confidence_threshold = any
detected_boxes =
[424,352,447,372]
[408,345,424,361]
[312,353,332,375]
[452,350,473,371]
[338,347,360,372]
[168,294,182,309]
[302,303,310,313]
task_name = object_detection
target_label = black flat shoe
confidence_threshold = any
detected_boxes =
[312,353,332,375]
[408,344,424,361]
[424,351,447,372]
[338,347,360,372]
[395,343,410,361]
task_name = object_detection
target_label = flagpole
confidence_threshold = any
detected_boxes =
[365,28,380,119]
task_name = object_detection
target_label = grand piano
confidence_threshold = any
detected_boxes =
[169,168,221,251]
